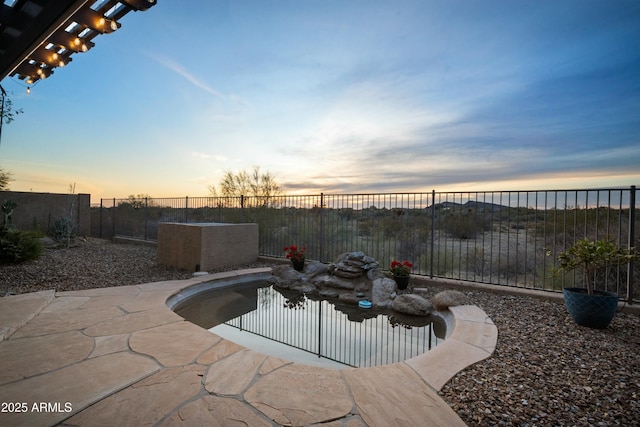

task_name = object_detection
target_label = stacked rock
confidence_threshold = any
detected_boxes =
[329,251,378,278]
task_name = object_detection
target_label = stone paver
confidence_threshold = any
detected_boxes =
[245,363,354,426]
[0,352,159,426]
[0,290,54,340]
[344,363,467,427]
[196,337,242,364]
[12,306,124,338]
[164,395,273,426]
[89,333,130,359]
[0,331,92,385]
[205,348,266,395]
[66,365,205,426]
[130,320,220,367]
[0,268,496,426]
[40,296,91,313]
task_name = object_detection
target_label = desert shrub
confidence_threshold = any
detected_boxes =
[357,218,374,237]
[465,247,487,275]
[51,217,77,243]
[439,213,490,239]
[491,246,539,284]
[0,228,43,264]
[537,207,631,247]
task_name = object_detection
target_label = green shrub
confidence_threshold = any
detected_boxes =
[0,228,43,264]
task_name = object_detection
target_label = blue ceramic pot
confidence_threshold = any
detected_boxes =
[563,287,618,329]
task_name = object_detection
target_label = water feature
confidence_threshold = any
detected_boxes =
[173,279,446,368]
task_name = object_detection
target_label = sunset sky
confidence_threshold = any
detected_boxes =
[1,0,639,203]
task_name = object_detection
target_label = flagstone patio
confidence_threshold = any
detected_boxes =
[0,268,497,426]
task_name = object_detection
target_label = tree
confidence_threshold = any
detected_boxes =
[120,193,154,209]
[0,168,12,190]
[0,97,22,126]
[0,89,22,183]
[209,166,282,207]
[0,90,23,150]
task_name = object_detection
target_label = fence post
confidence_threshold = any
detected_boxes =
[317,302,322,357]
[185,196,189,223]
[628,185,636,304]
[99,199,103,238]
[430,189,436,278]
[241,195,245,222]
[112,198,116,238]
[144,197,148,241]
[320,193,325,262]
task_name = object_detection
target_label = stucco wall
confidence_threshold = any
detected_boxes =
[0,191,91,236]
[157,222,259,271]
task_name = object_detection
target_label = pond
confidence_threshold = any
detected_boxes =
[173,280,446,368]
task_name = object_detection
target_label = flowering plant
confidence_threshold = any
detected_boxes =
[284,245,306,262]
[390,260,413,277]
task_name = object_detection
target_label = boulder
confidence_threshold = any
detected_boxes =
[319,288,339,298]
[338,293,361,305]
[367,269,386,281]
[310,274,356,290]
[333,265,364,279]
[371,277,396,308]
[269,264,305,288]
[391,294,433,316]
[331,251,379,279]
[304,261,329,278]
[432,290,470,311]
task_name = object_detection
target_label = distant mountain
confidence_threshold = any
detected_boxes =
[428,200,508,212]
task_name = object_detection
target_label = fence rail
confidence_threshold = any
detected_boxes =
[223,286,444,368]
[94,186,639,303]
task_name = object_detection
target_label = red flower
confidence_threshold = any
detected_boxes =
[284,245,306,262]
[390,259,412,276]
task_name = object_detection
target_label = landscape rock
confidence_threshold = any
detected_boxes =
[304,261,329,278]
[318,288,339,298]
[432,290,470,311]
[269,265,304,288]
[371,277,396,308]
[391,294,433,316]
[331,252,379,279]
[367,269,386,281]
[289,282,317,294]
[310,274,356,290]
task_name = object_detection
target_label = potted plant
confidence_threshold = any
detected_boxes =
[284,245,306,271]
[555,238,637,329]
[390,259,413,290]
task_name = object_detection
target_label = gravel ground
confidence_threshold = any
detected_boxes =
[1,238,638,426]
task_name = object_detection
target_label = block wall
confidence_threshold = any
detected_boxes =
[157,222,259,272]
[0,191,91,236]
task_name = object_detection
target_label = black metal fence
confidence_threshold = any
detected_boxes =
[95,186,639,303]
[223,286,444,368]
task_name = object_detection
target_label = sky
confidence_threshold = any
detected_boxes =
[1,0,639,203]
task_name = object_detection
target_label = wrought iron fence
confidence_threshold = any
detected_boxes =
[222,286,444,368]
[95,186,639,303]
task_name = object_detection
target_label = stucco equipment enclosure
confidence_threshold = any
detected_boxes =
[157,222,258,272]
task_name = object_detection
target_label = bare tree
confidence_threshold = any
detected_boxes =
[209,166,282,207]
[0,168,12,190]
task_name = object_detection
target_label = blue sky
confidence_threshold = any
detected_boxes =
[1,0,639,202]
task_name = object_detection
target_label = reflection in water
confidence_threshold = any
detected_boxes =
[175,281,446,368]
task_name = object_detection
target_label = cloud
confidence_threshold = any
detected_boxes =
[146,53,227,99]
[191,152,227,162]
